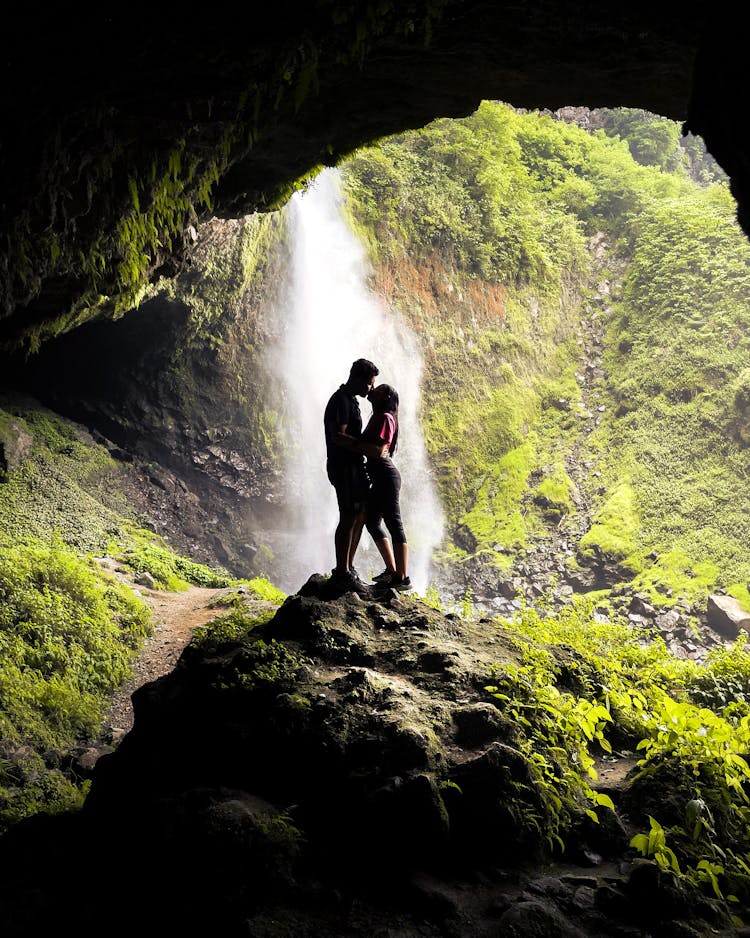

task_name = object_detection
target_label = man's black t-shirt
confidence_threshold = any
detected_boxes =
[324,384,363,468]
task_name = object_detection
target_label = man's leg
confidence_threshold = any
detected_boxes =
[334,510,356,574]
[348,509,366,571]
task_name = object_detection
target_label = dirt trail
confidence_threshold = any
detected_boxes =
[103,583,230,737]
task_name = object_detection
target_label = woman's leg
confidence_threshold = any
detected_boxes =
[365,468,395,573]
[380,464,408,578]
[374,536,396,572]
[393,540,408,579]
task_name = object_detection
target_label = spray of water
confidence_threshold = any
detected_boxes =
[265,167,444,594]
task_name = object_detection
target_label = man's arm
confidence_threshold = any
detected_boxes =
[333,425,359,451]
[336,429,387,459]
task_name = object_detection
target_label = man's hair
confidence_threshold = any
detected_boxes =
[349,358,379,382]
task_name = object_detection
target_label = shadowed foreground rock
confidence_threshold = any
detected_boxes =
[0,576,740,937]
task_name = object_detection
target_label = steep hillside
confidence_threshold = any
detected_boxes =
[340,102,750,618]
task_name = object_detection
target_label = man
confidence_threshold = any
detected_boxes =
[323,358,379,592]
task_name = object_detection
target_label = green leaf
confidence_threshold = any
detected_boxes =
[630,833,649,855]
[594,792,615,811]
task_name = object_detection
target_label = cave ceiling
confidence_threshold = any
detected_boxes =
[0,1,742,362]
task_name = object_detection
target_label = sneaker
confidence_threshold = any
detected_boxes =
[331,566,361,579]
[329,569,371,598]
[374,573,411,592]
[372,568,395,583]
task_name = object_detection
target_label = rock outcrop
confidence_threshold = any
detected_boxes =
[0,576,739,937]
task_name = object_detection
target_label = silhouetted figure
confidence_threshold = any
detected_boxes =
[358,383,411,591]
[324,358,379,594]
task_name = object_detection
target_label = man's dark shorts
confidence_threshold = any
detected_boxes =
[327,460,369,513]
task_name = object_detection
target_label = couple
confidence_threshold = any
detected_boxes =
[324,358,411,596]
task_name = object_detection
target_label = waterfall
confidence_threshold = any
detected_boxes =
[266,167,444,595]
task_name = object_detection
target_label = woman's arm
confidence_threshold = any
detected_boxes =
[336,431,388,459]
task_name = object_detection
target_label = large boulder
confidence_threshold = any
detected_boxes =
[706,593,750,638]
[0,418,32,479]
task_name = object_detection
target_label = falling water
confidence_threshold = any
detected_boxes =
[266,167,444,594]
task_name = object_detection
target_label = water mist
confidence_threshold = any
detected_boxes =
[266,167,444,594]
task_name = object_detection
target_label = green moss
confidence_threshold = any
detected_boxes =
[539,366,583,414]
[461,440,536,562]
[113,524,235,590]
[533,470,575,514]
[0,406,130,555]
[727,584,750,609]
[630,549,720,606]
[579,480,638,563]
[190,609,278,653]
[223,639,308,695]
[239,577,287,604]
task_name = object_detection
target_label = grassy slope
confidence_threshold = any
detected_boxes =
[0,399,283,833]
[588,188,750,606]
[341,103,590,570]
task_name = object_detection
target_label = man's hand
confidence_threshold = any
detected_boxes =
[335,430,358,450]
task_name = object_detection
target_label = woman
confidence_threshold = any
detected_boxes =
[358,383,410,591]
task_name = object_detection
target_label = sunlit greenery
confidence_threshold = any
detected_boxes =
[486,596,750,909]
[0,400,281,832]
[112,524,235,591]
[3,100,750,929]
[0,534,151,831]
[341,101,750,604]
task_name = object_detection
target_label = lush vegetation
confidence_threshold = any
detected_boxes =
[483,595,750,920]
[4,101,750,924]
[0,535,150,832]
[338,108,750,914]
[592,185,750,605]
[594,107,727,184]
[0,401,283,833]
[341,102,750,604]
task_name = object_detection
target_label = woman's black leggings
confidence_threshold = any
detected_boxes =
[365,458,406,544]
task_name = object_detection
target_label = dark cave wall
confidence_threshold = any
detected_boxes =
[3,213,294,578]
[2,0,740,362]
